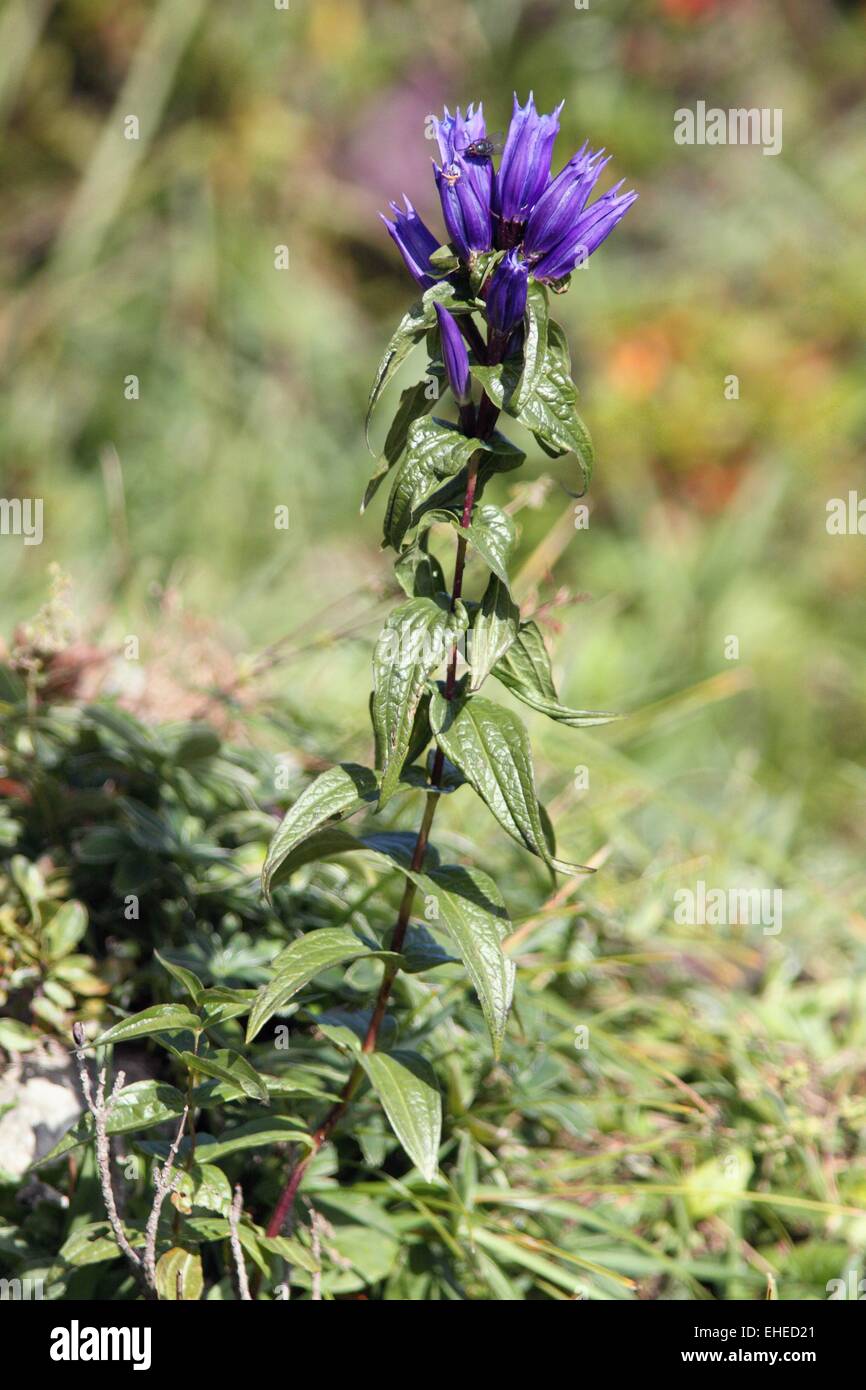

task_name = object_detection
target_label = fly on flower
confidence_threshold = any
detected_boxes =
[458,132,503,160]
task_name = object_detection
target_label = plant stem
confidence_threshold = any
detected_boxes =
[265,384,500,1239]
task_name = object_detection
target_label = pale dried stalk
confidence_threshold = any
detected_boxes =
[73,1036,142,1275]
[142,1104,188,1292]
[229,1184,252,1301]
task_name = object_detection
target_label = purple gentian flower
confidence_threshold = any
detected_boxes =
[434,302,472,405]
[528,181,638,282]
[432,103,493,262]
[522,143,609,259]
[380,98,636,303]
[495,92,564,245]
[379,197,442,289]
[486,250,528,338]
[434,159,493,262]
[433,104,495,223]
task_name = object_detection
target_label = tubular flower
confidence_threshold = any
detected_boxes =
[486,249,528,338]
[528,181,638,282]
[432,103,495,224]
[434,302,472,405]
[522,143,609,260]
[432,102,494,261]
[380,95,635,304]
[433,159,493,262]
[495,92,563,245]
[379,198,442,289]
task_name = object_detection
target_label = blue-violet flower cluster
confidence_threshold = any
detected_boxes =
[381,93,637,363]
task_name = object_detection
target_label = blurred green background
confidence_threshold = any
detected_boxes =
[2,0,866,1295]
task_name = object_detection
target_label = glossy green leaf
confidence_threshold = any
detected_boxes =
[456,503,515,588]
[430,689,588,875]
[469,574,520,691]
[515,281,550,411]
[391,862,513,1053]
[315,1007,397,1053]
[262,762,378,901]
[399,924,458,974]
[394,538,447,599]
[472,320,593,489]
[267,826,362,886]
[197,987,258,1027]
[246,927,383,1042]
[93,1003,201,1047]
[363,371,443,512]
[373,595,468,805]
[383,418,484,550]
[518,321,594,485]
[32,1081,187,1167]
[180,1049,269,1105]
[60,1221,139,1267]
[191,1163,233,1215]
[492,621,619,727]
[192,1118,313,1162]
[155,950,203,1002]
[359,1049,442,1182]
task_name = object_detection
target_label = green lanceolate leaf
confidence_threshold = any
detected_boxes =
[362,370,443,513]
[365,283,478,448]
[197,987,258,1028]
[359,1049,442,1182]
[383,418,484,550]
[469,575,520,691]
[265,824,438,892]
[373,595,468,805]
[456,503,515,588]
[192,1118,313,1162]
[180,1049,269,1105]
[267,826,361,886]
[492,621,619,728]
[31,1081,187,1168]
[394,537,447,598]
[246,927,390,1043]
[400,435,524,553]
[519,320,594,486]
[471,320,593,490]
[417,864,514,1055]
[93,1004,201,1047]
[399,924,458,974]
[429,689,589,875]
[515,281,550,411]
[155,950,203,1003]
[262,762,378,901]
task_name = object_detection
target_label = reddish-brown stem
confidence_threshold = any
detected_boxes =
[265,380,501,1239]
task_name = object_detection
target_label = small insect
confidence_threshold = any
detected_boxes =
[441,162,462,186]
[458,133,503,160]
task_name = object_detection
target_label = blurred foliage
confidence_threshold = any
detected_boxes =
[1,0,866,1300]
